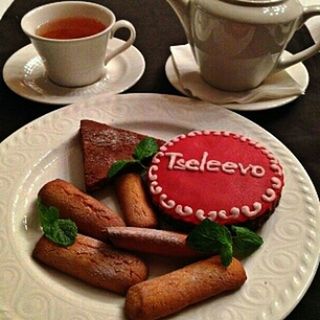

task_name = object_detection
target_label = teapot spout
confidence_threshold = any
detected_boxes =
[166,0,191,41]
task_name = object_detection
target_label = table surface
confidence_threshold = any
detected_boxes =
[0,1,320,319]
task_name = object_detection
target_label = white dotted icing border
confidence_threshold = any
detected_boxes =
[148,130,284,222]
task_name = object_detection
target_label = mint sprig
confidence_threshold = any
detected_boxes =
[187,219,233,266]
[187,219,263,267]
[133,137,159,161]
[108,137,159,179]
[37,198,77,247]
[231,225,263,259]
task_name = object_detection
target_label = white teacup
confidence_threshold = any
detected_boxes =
[21,1,136,87]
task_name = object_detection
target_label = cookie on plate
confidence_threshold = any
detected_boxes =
[147,130,284,227]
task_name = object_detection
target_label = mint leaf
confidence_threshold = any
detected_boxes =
[37,198,59,225]
[187,220,263,266]
[220,241,233,267]
[133,137,158,161]
[186,219,221,253]
[108,138,159,179]
[187,219,233,266]
[44,219,78,247]
[37,198,77,247]
[231,226,263,259]
[108,159,139,179]
[218,226,233,267]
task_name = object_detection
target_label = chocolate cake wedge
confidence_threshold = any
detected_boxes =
[80,119,165,192]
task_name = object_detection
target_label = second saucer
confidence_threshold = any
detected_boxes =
[165,47,309,111]
[3,38,145,105]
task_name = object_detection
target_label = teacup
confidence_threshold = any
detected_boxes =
[168,0,320,91]
[21,1,136,87]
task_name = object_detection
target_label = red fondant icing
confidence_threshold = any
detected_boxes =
[148,131,284,225]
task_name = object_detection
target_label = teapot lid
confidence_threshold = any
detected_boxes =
[197,0,302,24]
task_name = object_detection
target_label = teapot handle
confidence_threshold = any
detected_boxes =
[276,6,320,70]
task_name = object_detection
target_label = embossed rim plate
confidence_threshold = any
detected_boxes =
[0,93,319,320]
[2,38,145,105]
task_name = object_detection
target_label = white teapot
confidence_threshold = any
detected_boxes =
[167,0,320,91]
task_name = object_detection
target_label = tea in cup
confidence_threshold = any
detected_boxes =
[21,1,136,87]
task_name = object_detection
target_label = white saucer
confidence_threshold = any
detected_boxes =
[3,38,145,105]
[165,53,309,111]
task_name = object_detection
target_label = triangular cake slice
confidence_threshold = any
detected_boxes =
[80,119,165,192]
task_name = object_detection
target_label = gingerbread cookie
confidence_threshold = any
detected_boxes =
[147,130,284,226]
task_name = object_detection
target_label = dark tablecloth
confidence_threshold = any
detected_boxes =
[0,1,319,319]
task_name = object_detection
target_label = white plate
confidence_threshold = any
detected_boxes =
[165,54,310,111]
[2,38,145,105]
[0,93,319,320]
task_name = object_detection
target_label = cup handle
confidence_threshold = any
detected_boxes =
[275,6,320,71]
[104,20,136,65]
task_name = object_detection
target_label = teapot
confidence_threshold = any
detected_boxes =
[167,0,320,91]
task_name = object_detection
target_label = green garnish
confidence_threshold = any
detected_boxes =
[133,137,159,162]
[187,219,233,266]
[231,225,263,259]
[187,219,263,267]
[108,137,159,179]
[37,198,77,247]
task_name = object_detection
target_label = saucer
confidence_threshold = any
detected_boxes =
[165,53,309,111]
[3,38,145,105]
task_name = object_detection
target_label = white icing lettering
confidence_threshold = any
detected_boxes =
[206,159,221,171]
[174,158,186,170]
[221,162,238,174]
[164,152,266,178]
[166,152,183,169]
[251,165,265,178]
[185,159,200,171]
[199,151,208,172]
[238,163,252,175]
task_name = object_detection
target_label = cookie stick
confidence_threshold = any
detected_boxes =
[33,234,148,295]
[116,173,158,228]
[39,179,125,241]
[106,227,201,258]
[125,256,247,320]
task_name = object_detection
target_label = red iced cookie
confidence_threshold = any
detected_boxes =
[147,130,284,226]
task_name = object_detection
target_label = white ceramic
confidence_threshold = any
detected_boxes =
[0,93,319,320]
[2,39,145,105]
[165,52,310,111]
[167,0,320,91]
[21,1,136,87]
